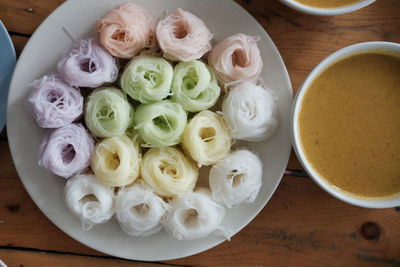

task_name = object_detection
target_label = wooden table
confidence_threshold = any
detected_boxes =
[0,0,399,266]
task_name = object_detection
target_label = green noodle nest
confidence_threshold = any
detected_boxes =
[85,87,134,138]
[120,55,173,104]
[171,60,220,112]
[133,100,187,147]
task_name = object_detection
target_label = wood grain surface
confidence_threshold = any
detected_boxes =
[0,0,399,266]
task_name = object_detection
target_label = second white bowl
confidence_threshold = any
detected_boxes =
[280,0,376,16]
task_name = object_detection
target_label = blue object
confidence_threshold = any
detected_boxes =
[0,20,16,133]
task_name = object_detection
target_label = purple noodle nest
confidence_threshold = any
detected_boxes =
[57,38,119,88]
[27,74,83,128]
[39,123,95,178]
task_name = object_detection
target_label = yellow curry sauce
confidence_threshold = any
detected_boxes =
[299,52,400,198]
[294,0,360,8]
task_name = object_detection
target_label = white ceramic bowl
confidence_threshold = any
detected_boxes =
[292,41,400,209]
[280,0,375,16]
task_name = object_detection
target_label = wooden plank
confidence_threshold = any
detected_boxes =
[287,149,304,171]
[0,141,398,266]
[0,249,178,267]
[10,34,29,58]
[0,0,65,35]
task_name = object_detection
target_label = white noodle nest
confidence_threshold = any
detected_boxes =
[64,173,114,230]
[222,82,278,142]
[115,182,167,236]
[163,189,227,240]
[209,149,263,208]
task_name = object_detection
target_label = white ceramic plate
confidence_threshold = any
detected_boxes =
[7,0,292,261]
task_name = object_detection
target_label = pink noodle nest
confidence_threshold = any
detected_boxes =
[208,33,263,87]
[39,123,95,178]
[57,38,119,88]
[96,3,156,58]
[28,74,83,128]
[156,8,213,62]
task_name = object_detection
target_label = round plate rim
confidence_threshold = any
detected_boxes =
[7,0,293,261]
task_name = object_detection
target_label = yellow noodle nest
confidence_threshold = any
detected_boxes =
[141,147,198,197]
[182,110,231,166]
[91,135,141,187]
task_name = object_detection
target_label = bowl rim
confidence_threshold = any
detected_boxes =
[0,19,16,133]
[291,41,400,209]
[279,0,376,16]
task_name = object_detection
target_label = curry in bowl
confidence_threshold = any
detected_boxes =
[298,51,400,198]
